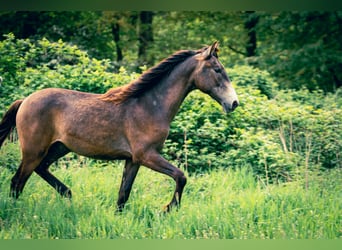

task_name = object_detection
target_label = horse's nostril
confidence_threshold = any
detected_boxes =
[232,100,239,110]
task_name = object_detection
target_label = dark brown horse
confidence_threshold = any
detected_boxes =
[0,42,238,212]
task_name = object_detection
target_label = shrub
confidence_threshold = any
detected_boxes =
[0,141,20,172]
[227,65,278,99]
[0,35,139,115]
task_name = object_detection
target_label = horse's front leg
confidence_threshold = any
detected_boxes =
[117,159,140,212]
[141,151,187,212]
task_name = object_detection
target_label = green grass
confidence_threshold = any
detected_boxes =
[0,160,341,239]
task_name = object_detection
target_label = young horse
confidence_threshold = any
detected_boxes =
[0,42,238,212]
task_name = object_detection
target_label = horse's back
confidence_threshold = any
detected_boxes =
[16,88,131,159]
[17,88,95,127]
[19,88,98,109]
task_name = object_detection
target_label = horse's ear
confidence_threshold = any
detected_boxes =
[204,41,219,59]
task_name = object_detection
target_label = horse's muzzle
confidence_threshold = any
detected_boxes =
[222,100,239,113]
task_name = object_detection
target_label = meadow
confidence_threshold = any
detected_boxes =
[0,148,340,239]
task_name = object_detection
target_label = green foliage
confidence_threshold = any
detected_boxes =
[0,12,115,60]
[0,35,139,114]
[1,11,341,92]
[0,34,29,97]
[227,65,278,99]
[257,11,342,92]
[0,141,20,172]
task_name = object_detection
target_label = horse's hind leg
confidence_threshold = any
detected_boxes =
[10,158,42,199]
[35,141,72,198]
[10,142,71,199]
[117,159,140,212]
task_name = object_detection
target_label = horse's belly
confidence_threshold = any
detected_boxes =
[61,134,132,161]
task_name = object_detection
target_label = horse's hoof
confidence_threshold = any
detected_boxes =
[62,189,72,199]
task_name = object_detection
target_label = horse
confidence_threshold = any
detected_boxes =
[0,41,238,212]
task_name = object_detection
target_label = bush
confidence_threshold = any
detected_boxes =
[0,34,139,115]
[0,141,20,172]
[227,65,278,99]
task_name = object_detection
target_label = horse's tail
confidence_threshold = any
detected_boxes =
[0,100,23,148]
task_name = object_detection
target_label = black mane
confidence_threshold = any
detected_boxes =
[100,48,203,103]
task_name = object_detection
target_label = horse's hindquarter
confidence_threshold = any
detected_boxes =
[16,88,132,160]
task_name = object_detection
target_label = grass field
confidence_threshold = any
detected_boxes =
[0,156,340,239]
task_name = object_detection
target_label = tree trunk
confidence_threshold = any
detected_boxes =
[244,11,259,61]
[138,11,154,67]
[111,22,123,62]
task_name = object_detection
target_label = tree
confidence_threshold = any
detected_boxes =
[244,11,259,58]
[0,11,114,60]
[138,11,154,66]
[111,22,123,62]
[257,11,342,92]
[0,11,51,39]
[0,11,340,92]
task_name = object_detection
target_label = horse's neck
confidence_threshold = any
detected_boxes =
[143,64,195,123]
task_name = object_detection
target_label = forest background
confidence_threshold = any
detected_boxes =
[0,11,341,92]
[0,11,341,239]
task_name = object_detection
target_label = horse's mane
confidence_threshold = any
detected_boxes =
[100,48,206,104]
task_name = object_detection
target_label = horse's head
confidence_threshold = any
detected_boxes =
[192,41,239,113]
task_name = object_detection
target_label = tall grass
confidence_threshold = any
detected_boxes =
[0,158,340,239]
